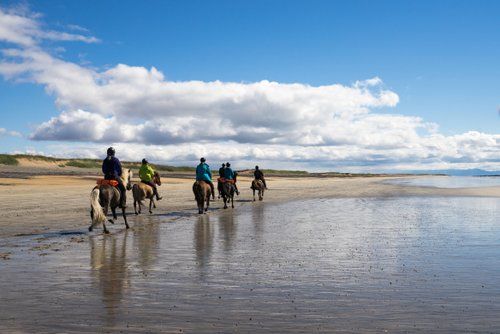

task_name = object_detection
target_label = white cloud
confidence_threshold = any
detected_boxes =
[0,128,22,138]
[0,5,499,171]
[0,6,98,46]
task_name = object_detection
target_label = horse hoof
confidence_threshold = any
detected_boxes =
[104,230,110,234]
[149,211,153,214]
[88,226,93,232]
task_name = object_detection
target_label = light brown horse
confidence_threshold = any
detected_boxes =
[89,169,133,233]
[251,179,265,201]
[132,172,161,215]
[193,180,211,214]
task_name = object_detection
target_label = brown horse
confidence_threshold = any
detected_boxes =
[89,169,133,233]
[251,179,265,201]
[221,181,235,209]
[132,172,161,215]
[193,180,211,214]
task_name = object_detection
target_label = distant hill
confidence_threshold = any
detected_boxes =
[0,154,195,172]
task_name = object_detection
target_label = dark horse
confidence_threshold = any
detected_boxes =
[221,181,235,209]
[193,180,211,214]
[89,169,133,233]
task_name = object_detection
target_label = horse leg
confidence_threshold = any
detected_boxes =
[138,200,142,214]
[102,220,109,234]
[198,199,203,214]
[122,207,129,229]
[205,194,210,213]
[149,198,153,214]
[253,188,256,201]
[134,200,138,215]
[231,194,234,208]
[153,200,157,209]
[111,207,117,221]
[102,203,110,233]
[89,209,94,231]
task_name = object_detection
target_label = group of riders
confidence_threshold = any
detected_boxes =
[101,147,267,208]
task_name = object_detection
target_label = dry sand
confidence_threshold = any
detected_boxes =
[0,172,498,238]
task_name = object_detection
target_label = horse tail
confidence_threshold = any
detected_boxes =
[90,187,106,225]
[132,183,139,201]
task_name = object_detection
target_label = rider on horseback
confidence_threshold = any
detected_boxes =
[196,157,215,200]
[217,163,226,198]
[102,147,127,208]
[139,158,162,201]
[254,165,268,189]
[224,162,239,195]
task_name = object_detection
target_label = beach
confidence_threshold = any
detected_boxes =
[1,164,499,239]
[1,166,500,333]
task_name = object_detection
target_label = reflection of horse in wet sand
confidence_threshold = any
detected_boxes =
[132,172,161,215]
[89,231,130,327]
[251,179,265,201]
[220,181,235,209]
[193,180,211,214]
[89,169,133,233]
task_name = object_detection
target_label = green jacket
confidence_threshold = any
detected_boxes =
[139,164,155,182]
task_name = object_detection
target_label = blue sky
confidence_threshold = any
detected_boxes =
[0,1,499,171]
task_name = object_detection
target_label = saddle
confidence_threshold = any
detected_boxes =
[217,177,235,184]
[96,179,119,187]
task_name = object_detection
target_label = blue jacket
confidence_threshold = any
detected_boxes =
[102,156,122,179]
[224,167,235,180]
[196,163,212,182]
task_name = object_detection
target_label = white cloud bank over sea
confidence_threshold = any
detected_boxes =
[1,6,499,171]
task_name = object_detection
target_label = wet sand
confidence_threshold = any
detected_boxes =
[1,173,500,332]
[0,174,498,238]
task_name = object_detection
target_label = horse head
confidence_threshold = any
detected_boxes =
[124,169,133,190]
[153,171,162,186]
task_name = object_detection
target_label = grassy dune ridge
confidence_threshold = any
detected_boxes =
[0,153,416,177]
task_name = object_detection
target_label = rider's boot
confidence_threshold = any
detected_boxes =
[154,188,162,201]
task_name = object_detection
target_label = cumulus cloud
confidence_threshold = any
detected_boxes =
[0,5,499,171]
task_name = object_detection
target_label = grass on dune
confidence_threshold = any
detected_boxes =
[0,154,19,165]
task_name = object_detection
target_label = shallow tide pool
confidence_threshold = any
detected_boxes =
[385,175,500,188]
[1,196,500,333]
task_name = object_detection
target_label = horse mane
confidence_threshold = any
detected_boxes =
[121,168,132,183]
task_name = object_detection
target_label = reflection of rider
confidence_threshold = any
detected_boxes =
[139,158,162,201]
[217,163,226,198]
[196,157,215,199]
[224,162,239,195]
[254,165,268,189]
[102,147,126,208]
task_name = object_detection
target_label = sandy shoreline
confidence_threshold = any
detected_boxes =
[0,172,498,239]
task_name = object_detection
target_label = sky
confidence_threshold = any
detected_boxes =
[0,0,499,172]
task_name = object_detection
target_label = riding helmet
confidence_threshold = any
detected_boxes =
[107,147,115,156]
[200,157,206,162]
[226,162,231,167]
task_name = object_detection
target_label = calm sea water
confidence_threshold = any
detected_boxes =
[1,196,500,332]
[386,175,500,188]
